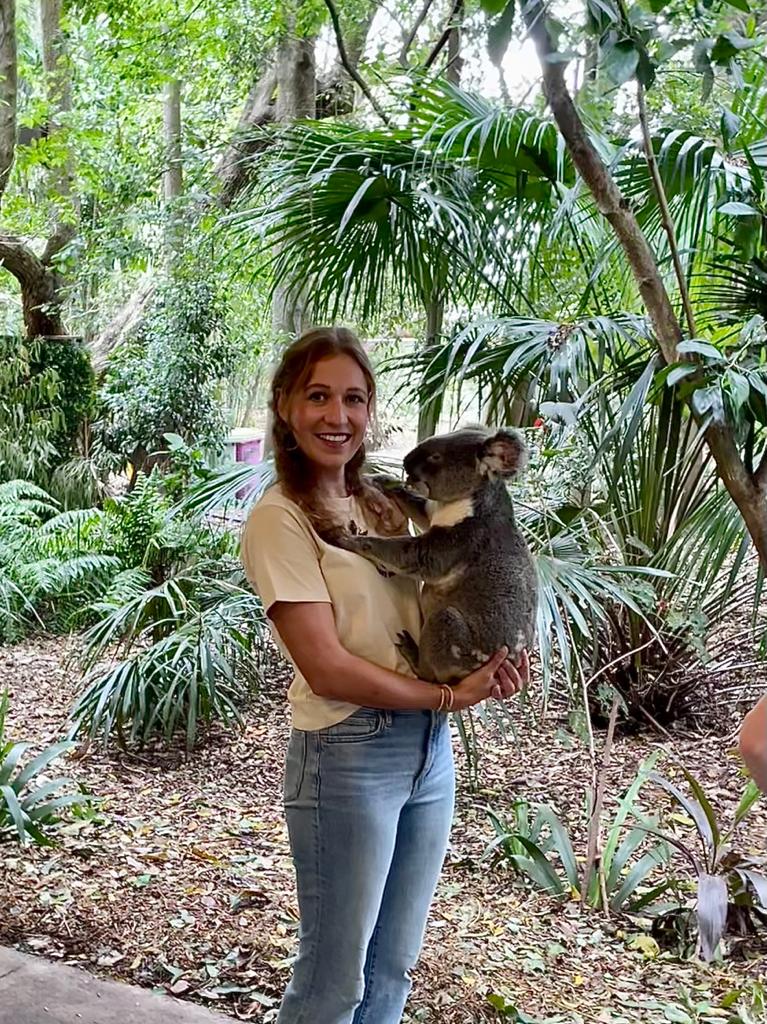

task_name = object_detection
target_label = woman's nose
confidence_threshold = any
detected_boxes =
[324,396,346,424]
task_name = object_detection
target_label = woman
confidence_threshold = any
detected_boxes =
[241,327,529,1024]
[739,695,767,794]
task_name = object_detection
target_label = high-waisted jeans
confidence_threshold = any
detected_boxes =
[276,707,456,1024]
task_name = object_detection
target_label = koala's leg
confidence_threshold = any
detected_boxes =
[419,607,483,685]
[396,630,420,675]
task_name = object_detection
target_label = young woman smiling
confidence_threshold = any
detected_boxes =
[241,327,530,1024]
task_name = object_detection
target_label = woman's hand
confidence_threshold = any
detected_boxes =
[452,647,530,712]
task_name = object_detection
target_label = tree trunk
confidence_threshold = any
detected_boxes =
[216,66,278,206]
[446,0,463,86]
[0,236,66,336]
[521,0,767,568]
[417,297,445,441]
[272,34,316,338]
[163,79,183,202]
[163,78,183,254]
[0,0,16,203]
[41,0,77,259]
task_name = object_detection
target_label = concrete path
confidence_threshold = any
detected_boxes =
[0,947,236,1024]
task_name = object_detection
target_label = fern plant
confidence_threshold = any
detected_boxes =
[0,480,119,640]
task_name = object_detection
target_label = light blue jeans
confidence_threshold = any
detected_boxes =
[276,707,455,1024]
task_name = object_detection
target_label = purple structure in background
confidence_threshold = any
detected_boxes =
[224,429,264,500]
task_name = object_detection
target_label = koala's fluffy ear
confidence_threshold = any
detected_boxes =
[478,429,528,478]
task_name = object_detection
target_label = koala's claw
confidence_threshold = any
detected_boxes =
[396,630,420,674]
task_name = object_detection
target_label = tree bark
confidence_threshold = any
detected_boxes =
[521,0,767,567]
[417,296,445,441]
[0,0,16,203]
[272,33,316,338]
[446,0,463,85]
[41,0,77,261]
[163,79,183,202]
[216,65,278,207]
[0,235,66,336]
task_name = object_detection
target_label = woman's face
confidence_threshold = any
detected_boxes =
[280,353,371,478]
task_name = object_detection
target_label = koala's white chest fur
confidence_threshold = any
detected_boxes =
[425,497,474,528]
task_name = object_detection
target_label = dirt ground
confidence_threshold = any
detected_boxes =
[1,637,766,1024]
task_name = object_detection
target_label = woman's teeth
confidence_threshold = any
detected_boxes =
[317,433,351,444]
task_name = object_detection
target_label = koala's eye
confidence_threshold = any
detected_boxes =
[427,453,442,464]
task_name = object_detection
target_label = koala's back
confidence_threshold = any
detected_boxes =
[421,502,537,670]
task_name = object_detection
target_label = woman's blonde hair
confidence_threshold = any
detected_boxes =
[270,327,406,537]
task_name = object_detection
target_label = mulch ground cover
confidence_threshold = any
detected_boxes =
[1,637,766,1023]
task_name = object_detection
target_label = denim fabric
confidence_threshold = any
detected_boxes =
[276,707,455,1024]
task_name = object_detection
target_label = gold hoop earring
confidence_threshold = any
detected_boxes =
[284,433,299,453]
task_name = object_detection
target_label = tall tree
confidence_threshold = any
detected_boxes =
[520,0,767,567]
[0,0,73,338]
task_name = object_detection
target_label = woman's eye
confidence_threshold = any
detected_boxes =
[347,394,366,404]
[308,392,326,403]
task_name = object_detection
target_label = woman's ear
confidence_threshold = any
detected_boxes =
[276,390,290,425]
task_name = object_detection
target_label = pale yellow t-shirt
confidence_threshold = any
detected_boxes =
[240,485,422,730]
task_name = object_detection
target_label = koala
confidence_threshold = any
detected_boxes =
[334,427,538,684]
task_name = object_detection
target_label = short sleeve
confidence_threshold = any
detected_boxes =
[240,501,331,612]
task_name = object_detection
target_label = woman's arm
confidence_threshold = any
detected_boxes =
[739,695,767,794]
[269,601,528,712]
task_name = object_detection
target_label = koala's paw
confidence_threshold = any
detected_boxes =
[366,473,403,492]
[396,630,420,674]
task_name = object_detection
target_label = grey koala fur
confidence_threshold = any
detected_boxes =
[334,426,538,684]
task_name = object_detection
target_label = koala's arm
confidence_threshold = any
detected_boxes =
[339,529,461,580]
[366,475,430,532]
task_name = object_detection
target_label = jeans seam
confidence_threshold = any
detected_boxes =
[292,732,323,1024]
[354,920,381,1023]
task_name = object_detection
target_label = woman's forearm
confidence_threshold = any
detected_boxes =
[310,648,441,710]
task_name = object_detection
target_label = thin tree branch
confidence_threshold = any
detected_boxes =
[322,0,392,125]
[400,0,437,67]
[636,86,696,338]
[424,0,462,71]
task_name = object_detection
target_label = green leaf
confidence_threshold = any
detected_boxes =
[679,767,721,854]
[666,364,698,386]
[487,1,516,67]
[726,370,751,412]
[603,40,639,85]
[720,106,742,147]
[1,783,28,842]
[481,0,508,15]
[733,780,761,828]
[717,201,759,217]
[723,0,750,9]
[676,340,722,360]
[711,32,757,65]
[14,741,74,789]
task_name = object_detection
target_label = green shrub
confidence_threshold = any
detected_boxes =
[486,754,670,913]
[0,690,92,846]
[96,276,237,475]
[647,770,767,961]
[71,565,269,750]
[0,480,119,641]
